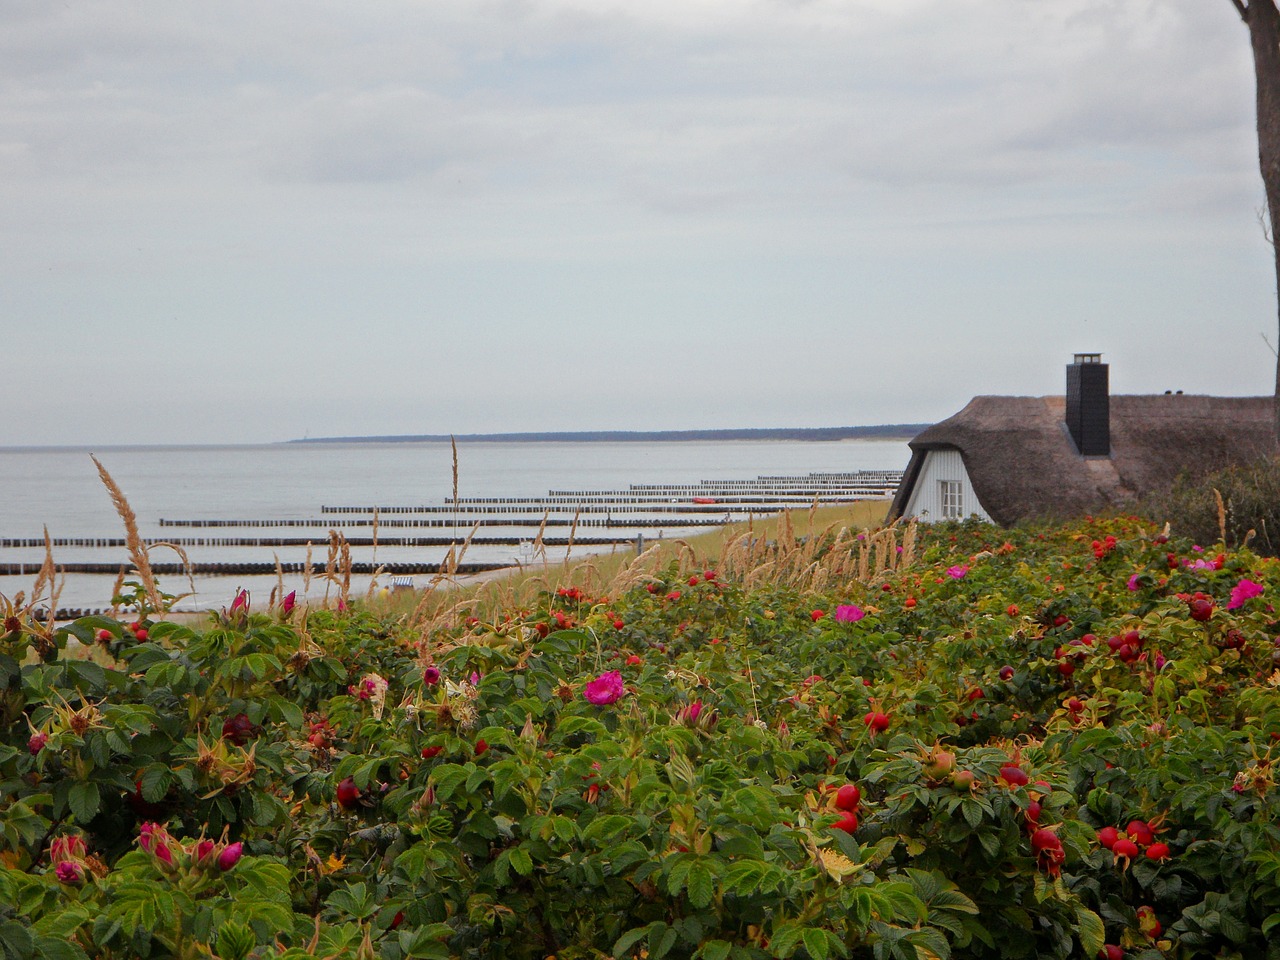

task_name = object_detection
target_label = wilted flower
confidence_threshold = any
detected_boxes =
[55,861,83,885]
[423,666,441,685]
[946,565,968,580]
[582,670,625,705]
[834,605,865,623]
[28,731,47,755]
[359,673,390,719]
[49,835,87,864]
[139,822,174,867]
[675,699,718,732]
[1228,578,1264,611]
[1127,574,1142,592]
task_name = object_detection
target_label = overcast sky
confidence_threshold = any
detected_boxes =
[1,0,1272,445]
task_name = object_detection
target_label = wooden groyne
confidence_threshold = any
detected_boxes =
[0,535,632,549]
[156,517,729,529]
[0,561,512,577]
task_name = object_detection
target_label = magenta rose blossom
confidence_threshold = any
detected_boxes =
[946,565,968,580]
[1228,578,1264,610]
[582,670,625,705]
[834,605,864,623]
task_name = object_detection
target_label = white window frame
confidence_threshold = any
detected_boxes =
[940,480,963,520]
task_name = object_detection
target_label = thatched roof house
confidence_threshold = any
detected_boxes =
[889,355,1276,526]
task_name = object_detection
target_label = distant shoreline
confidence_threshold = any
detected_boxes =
[285,425,928,445]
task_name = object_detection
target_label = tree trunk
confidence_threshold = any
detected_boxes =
[1234,0,1280,446]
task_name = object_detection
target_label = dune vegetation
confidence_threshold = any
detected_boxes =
[2,490,1279,959]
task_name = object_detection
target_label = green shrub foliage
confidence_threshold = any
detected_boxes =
[4,515,1280,958]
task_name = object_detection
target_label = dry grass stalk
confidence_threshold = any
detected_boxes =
[605,544,666,595]
[338,535,352,607]
[303,542,314,593]
[451,435,460,544]
[30,526,56,611]
[533,512,549,567]
[322,531,339,604]
[1214,488,1228,545]
[272,553,286,610]
[436,545,456,586]
[455,522,481,575]
[575,560,602,597]
[365,564,387,602]
[407,577,443,631]
[673,539,697,575]
[91,455,163,613]
[900,518,918,568]
[564,507,581,564]
[776,509,794,556]
[148,541,196,597]
[109,566,127,613]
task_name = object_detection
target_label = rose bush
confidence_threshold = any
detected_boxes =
[1,514,1279,957]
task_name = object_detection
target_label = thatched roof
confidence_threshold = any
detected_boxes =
[889,395,1277,526]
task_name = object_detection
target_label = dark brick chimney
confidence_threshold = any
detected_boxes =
[1065,353,1110,456]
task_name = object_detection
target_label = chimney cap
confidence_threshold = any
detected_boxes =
[1072,353,1103,364]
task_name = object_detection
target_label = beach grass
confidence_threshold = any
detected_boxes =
[379,498,893,628]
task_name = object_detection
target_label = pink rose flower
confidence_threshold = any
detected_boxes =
[946,565,968,580]
[582,670,625,705]
[1228,578,1264,610]
[834,604,865,623]
[1127,574,1142,592]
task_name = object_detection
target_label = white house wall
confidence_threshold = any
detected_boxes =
[902,448,992,522]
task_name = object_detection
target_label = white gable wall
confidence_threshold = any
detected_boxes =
[902,448,992,523]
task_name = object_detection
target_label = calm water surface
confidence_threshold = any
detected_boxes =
[0,440,909,611]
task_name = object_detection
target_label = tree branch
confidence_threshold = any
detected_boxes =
[1231,0,1250,22]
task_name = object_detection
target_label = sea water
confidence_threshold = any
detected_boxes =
[0,439,910,613]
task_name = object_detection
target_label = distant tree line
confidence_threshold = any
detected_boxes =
[287,425,930,445]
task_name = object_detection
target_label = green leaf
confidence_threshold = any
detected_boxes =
[215,920,257,960]
[698,941,733,960]
[139,765,172,804]
[768,922,805,959]
[268,696,304,728]
[1074,905,1105,960]
[687,863,715,909]
[613,925,653,959]
[651,924,679,959]
[509,846,534,877]
[802,928,830,960]
[0,921,35,958]
[67,782,100,823]
[31,937,89,960]
[430,764,470,801]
